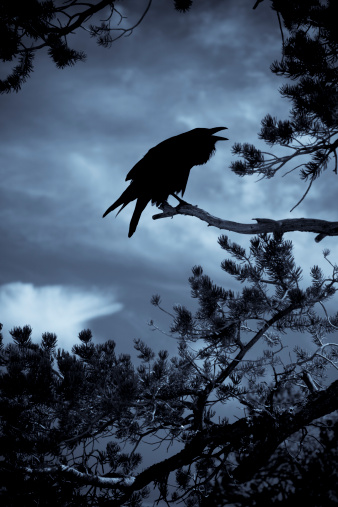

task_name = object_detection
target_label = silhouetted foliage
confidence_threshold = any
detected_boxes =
[1,233,338,505]
[231,0,338,209]
[174,0,193,13]
[0,0,194,93]
[201,413,338,506]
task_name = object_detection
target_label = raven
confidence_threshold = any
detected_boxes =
[102,126,228,237]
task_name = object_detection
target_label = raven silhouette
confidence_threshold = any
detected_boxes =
[103,126,228,237]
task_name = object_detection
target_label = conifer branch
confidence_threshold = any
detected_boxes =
[26,380,338,502]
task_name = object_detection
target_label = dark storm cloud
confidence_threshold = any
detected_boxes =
[1,0,333,351]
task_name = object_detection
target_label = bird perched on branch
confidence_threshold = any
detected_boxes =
[102,126,228,237]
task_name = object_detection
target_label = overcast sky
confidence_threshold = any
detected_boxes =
[1,0,337,355]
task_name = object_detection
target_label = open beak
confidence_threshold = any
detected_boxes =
[209,126,228,140]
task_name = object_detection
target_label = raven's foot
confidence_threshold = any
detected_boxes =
[171,193,188,206]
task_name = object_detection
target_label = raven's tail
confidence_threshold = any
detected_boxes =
[128,197,148,237]
[102,185,137,218]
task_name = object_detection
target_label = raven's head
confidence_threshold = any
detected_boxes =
[183,127,228,165]
[187,126,228,141]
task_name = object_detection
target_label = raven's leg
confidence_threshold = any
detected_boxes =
[171,193,188,205]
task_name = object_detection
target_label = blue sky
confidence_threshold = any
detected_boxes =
[1,0,337,354]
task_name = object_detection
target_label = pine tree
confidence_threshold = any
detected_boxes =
[1,233,338,505]
[231,0,338,209]
[0,0,193,93]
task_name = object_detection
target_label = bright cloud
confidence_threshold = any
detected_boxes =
[0,282,123,350]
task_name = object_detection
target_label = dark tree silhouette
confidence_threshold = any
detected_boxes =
[232,0,338,207]
[202,412,338,506]
[0,0,196,93]
[1,234,338,505]
[102,127,228,237]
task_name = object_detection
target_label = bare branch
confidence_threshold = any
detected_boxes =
[152,202,338,242]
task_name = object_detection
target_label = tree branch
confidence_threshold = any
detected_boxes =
[23,464,135,488]
[23,378,338,504]
[153,202,338,242]
[231,377,338,482]
[127,378,338,498]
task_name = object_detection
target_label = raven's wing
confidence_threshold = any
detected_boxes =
[125,143,167,182]
[125,149,155,181]
[125,135,187,181]
[125,133,195,203]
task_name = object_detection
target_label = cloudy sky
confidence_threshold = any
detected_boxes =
[1,0,337,354]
